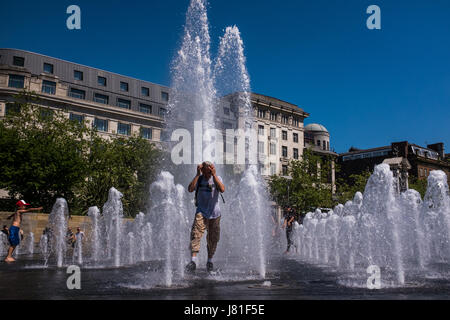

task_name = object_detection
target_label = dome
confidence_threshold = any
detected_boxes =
[305,123,328,133]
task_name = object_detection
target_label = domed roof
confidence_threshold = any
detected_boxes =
[305,123,328,133]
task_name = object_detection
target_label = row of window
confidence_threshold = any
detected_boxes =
[257,141,299,159]
[258,125,299,143]
[69,113,153,139]
[257,108,301,127]
[7,75,166,117]
[419,167,432,178]
[316,139,330,151]
[341,150,390,162]
[3,103,153,140]
[11,55,170,101]
[267,163,289,176]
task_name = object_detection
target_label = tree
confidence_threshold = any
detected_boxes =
[335,170,372,204]
[268,149,334,214]
[408,176,427,199]
[0,91,95,210]
[75,135,162,216]
[0,91,162,217]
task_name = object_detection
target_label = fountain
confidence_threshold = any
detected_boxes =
[39,232,49,266]
[102,187,124,267]
[27,232,34,255]
[87,206,101,263]
[47,198,69,267]
[0,232,7,255]
[293,163,450,287]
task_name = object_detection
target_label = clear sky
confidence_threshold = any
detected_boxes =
[1,0,449,153]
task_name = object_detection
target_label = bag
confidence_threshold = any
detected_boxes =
[195,175,225,207]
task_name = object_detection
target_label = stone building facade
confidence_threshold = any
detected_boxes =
[0,49,167,145]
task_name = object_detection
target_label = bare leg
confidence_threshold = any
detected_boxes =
[4,246,16,262]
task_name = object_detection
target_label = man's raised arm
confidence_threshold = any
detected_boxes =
[188,164,203,193]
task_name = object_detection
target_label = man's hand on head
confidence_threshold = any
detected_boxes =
[197,164,203,176]
[210,164,216,176]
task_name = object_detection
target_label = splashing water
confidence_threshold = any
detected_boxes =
[293,164,450,287]
[47,198,69,267]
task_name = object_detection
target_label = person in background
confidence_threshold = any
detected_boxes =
[282,207,297,254]
[4,200,43,262]
[1,225,9,237]
[67,228,75,248]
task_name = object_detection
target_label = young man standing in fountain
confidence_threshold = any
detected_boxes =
[4,200,43,262]
[186,161,225,273]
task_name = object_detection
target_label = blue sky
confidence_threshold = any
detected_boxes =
[1,0,449,153]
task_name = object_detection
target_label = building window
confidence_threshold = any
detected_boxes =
[223,122,233,129]
[161,91,169,102]
[120,81,129,92]
[42,80,56,95]
[141,87,149,96]
[74,70,83,81]
[317,140,321,147]
[98,76,107,87]
[258,109,266,119]
[270,127,276,138]
[323,140,326,151]
[270,163,277,175]
[223,107,230,116]
[281,115,288,124]
[13,56,24,67]
[8,74,25,88]
[70,113,84,124]
[140,127,152,140]
[117,122,131,136]
[282,130,287,141]
[94,93,109,104]
[282,146,288,157]
[258,125,264,136]
[117,98,131,110]
[258,141,265,154]
[43,63,54,74]
[282,165,288,176]
[159,107,167,117]
[293,133,298,143]
[293,117,299,127]
[270,143,276,155]
[40,108,53,119]
[5,103,21,115]
[139,103,152,114]
[293,148,299,159]
[270,112,277,121]
[69,88,86,100]
[93,118,108,132]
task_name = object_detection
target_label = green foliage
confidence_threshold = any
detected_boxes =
[335,170,372,204]
[268,149,334,214]
[0,92,93,210]
[408,176,427,199]
[0,91,161,217]
[75,135,161,216]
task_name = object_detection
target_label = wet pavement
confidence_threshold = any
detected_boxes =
[1,254,450,300]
